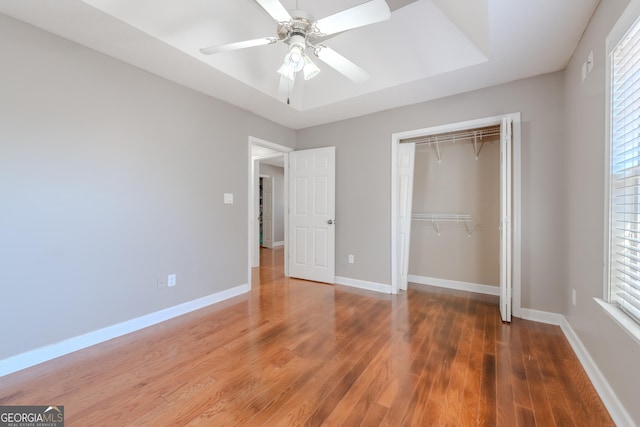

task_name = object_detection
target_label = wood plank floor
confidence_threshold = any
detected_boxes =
[0,247,613,426]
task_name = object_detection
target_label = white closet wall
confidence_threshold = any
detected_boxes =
[408,133,500,286]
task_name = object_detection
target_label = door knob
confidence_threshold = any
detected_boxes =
[327,219,334,225]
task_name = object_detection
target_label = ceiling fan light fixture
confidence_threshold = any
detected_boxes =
[303,55,320,80]
[277,63,296,81]
[283,44,305,73]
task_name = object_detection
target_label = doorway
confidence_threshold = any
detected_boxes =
[390,113,521,319]
[248,137,338,287]
[249,137,292,286]
[259,176,273,248]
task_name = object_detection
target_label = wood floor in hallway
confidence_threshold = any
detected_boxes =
[0,247,613,426]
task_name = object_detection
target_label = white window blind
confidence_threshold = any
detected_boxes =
[609,16,640,325]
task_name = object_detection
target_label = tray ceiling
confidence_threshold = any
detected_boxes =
[0,0,599,128]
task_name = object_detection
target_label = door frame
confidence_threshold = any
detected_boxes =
[248,136,292,287]
[390,113,522,316]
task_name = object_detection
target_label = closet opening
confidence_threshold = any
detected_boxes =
[391,114,521,322]
[407,125,500,292]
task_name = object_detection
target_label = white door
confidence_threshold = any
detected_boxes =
[262,177,274,248]
[289,147,336,283]
[500,117,513,322]
[397,142,416,291]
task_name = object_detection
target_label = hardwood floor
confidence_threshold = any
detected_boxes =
[0,247,612,426]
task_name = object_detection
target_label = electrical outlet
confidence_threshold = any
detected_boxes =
[348,254,354,264]
[157,276,167,289]
[572,289,577,306]
[168,274,177,287]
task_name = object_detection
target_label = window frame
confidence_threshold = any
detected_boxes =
[602,0,640,345]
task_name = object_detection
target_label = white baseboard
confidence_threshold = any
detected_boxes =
[273,241,284,247]
[408,274,500,296]
[559,317,635,427]
[516,308,634,427]
[335,276,392,294]
[517,307,564,325]
[0,283,250,378]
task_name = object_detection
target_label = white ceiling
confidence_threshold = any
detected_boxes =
[0,0,599,129]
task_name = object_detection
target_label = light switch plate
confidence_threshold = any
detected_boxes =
[224,193,233,204]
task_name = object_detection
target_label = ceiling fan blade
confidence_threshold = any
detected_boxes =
[314,0,391,36]
[255,0,292,22]
[199,37,277,55]
[315,46,369,83]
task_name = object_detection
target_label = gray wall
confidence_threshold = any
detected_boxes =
[259,163,285,243]
[563,0,640,423]
[297,71,565,312]
[409,135,500,285]
[0,15,294,360]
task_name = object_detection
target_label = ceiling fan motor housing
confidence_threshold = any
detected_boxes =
[277,17,315,45]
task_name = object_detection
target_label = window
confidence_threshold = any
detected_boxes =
[608,12,640,326]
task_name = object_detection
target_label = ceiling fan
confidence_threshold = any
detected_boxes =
[199,0,391,89]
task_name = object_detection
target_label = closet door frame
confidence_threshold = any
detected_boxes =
[390,112,522,317]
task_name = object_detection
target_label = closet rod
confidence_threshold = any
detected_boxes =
[407,127,500,146]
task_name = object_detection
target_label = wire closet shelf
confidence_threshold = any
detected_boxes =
[411,213,473,237]
[402,125,501,162]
